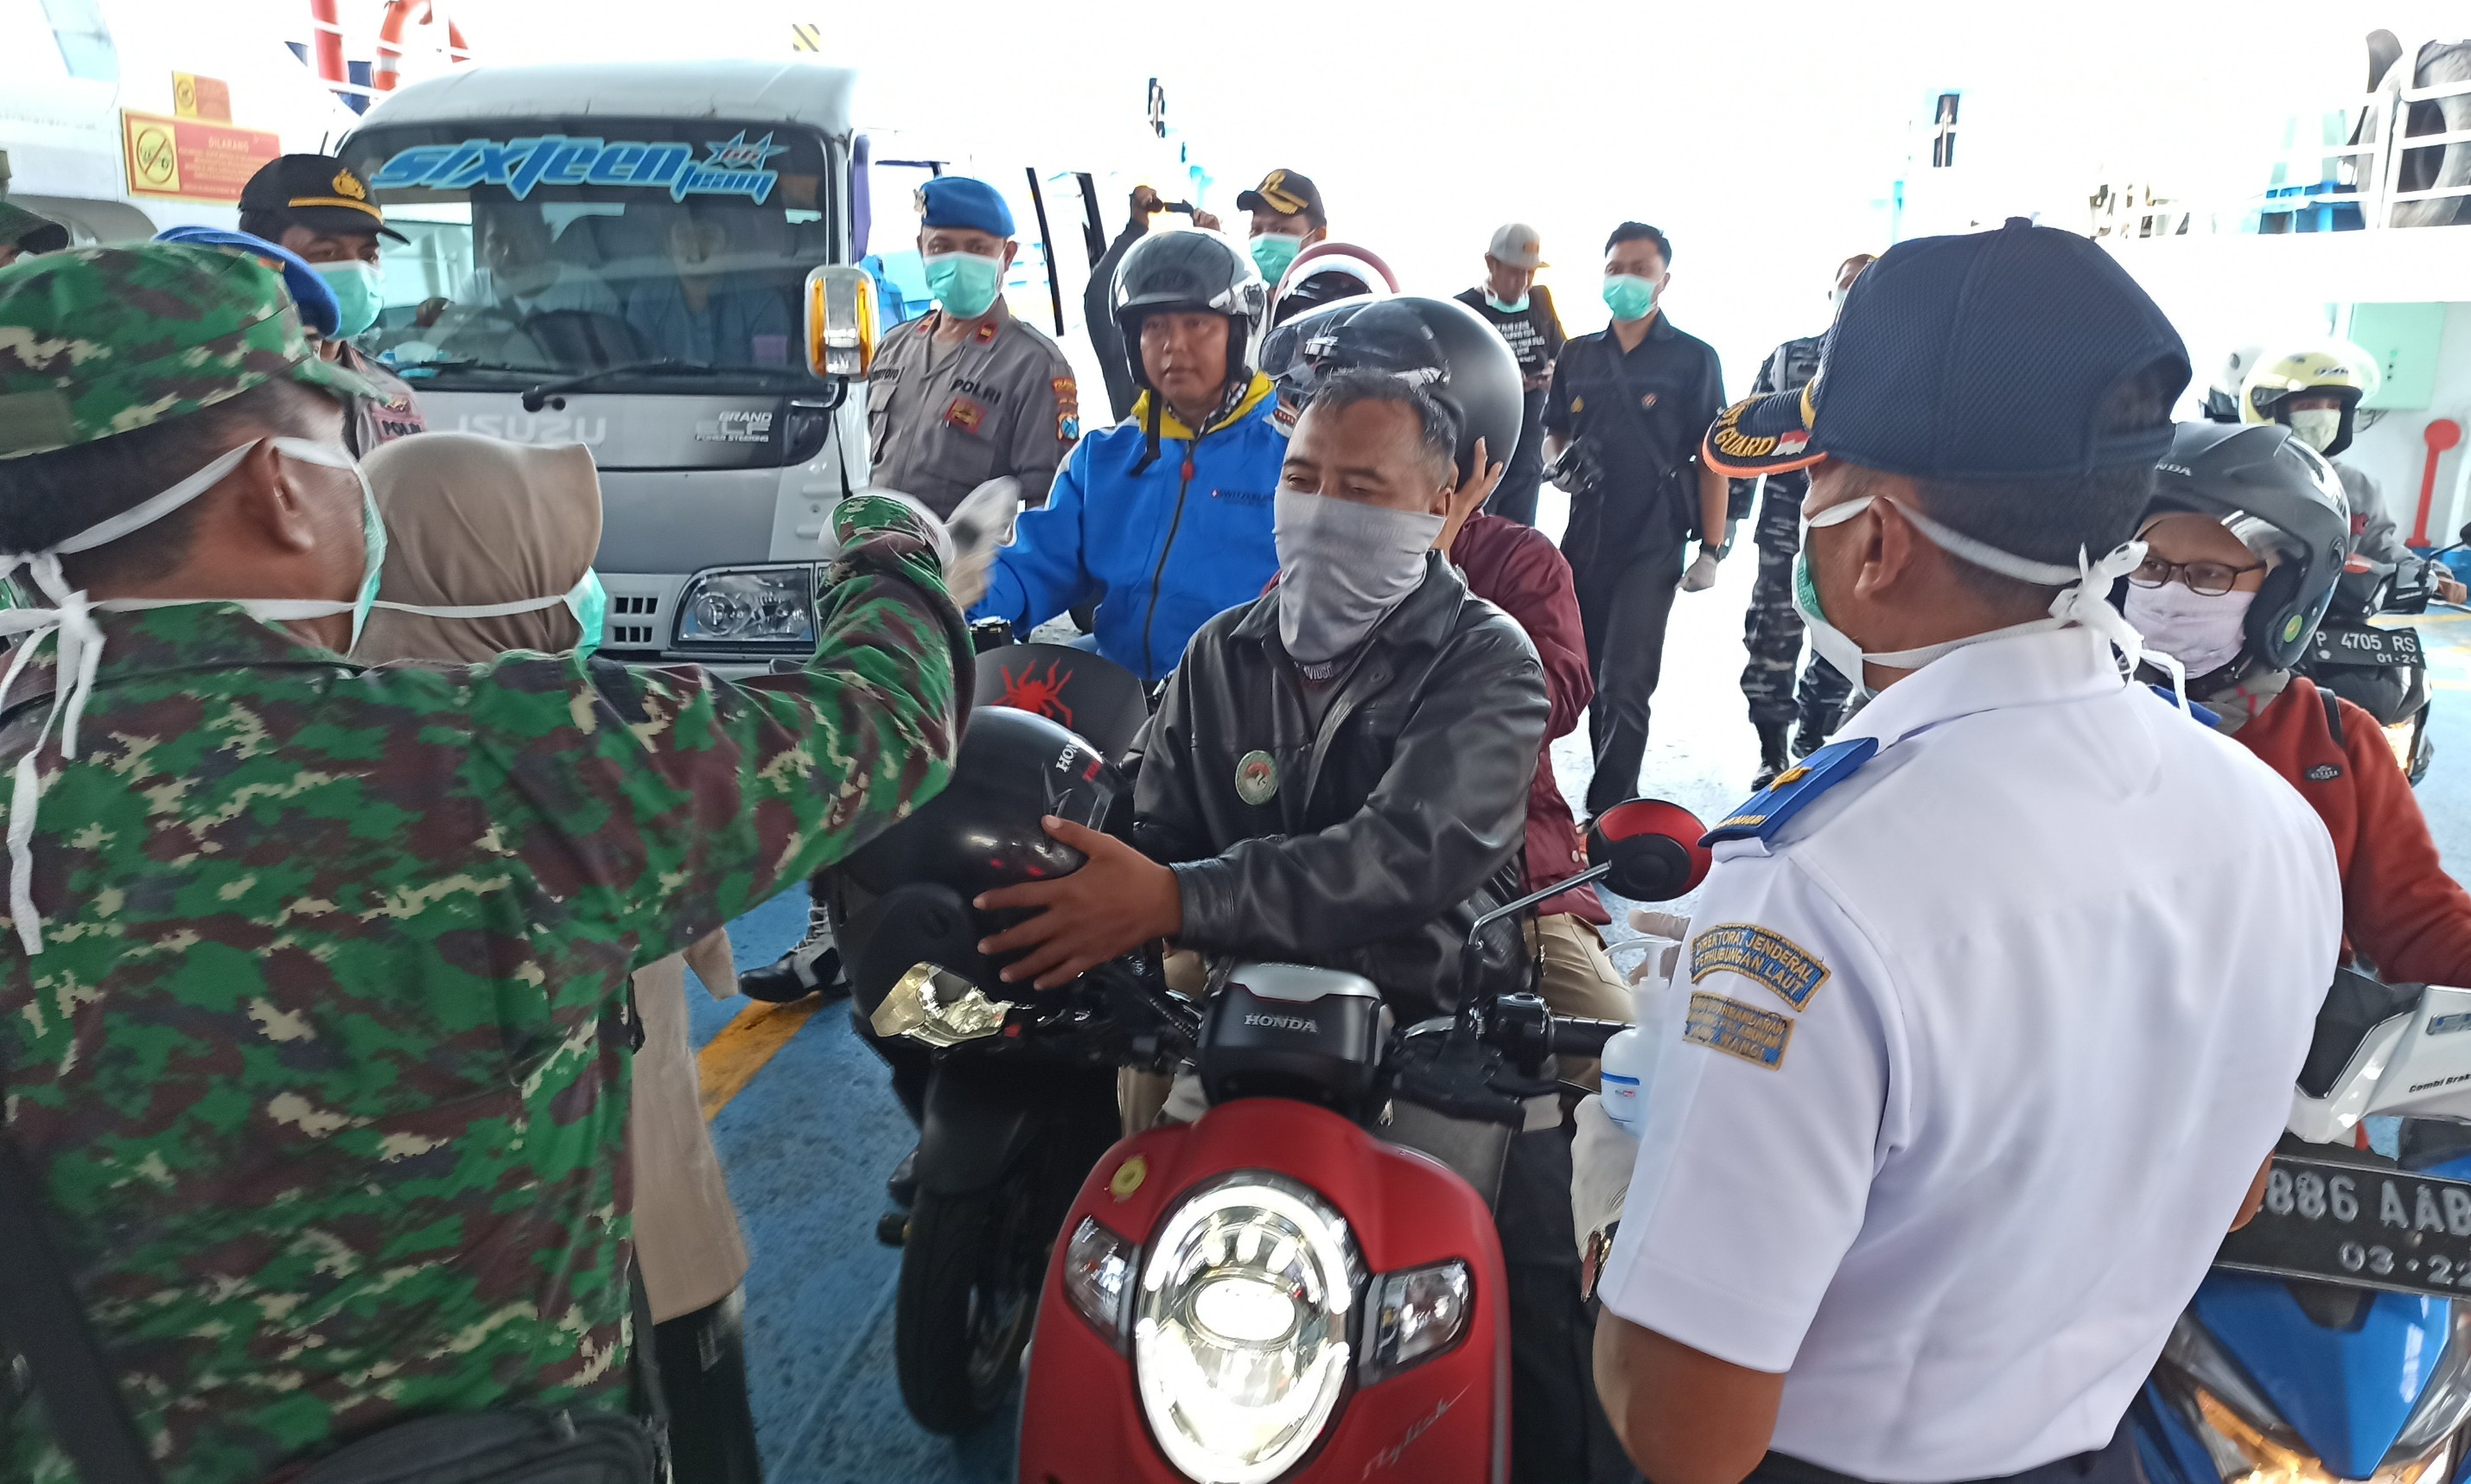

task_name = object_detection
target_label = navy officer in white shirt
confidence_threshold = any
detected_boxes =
[1589,220,2343,1484]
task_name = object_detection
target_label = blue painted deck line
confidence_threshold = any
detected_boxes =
[696,584,2471,1482]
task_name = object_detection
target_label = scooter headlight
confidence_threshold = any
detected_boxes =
[2160,1309,2466,1484]
[1133,1172,1360,1484]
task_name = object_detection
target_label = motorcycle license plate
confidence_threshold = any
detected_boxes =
[2310,626,2425,668]
[2216,1154,2471,1298]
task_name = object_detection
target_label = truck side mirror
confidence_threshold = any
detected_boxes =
[806,264,879,379]
[1586,799,1711,902]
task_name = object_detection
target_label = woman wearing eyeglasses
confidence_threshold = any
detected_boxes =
[2130,420,2471,987]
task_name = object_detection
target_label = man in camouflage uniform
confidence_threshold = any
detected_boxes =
[1735,253,1873,788]
[0,243,966,1484]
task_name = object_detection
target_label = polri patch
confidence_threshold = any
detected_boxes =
[1691,923,1829,1011]
[1683,991,1793,1071]
[943,396,986,433]
[1235,749,1279,806]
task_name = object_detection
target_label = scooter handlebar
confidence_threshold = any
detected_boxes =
[1547,1016,1629,1058]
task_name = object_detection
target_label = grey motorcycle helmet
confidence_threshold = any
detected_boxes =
[2143,421,2353,672]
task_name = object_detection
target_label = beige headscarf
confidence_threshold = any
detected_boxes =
[357,431,603,665]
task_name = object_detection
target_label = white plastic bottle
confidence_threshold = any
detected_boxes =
[1598,978,1665,1134]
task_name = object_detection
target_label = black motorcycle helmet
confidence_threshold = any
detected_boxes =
[1258,295,1523,482]
[1109,228,1268,472]
[2143,421,2352,673]
[1110,228,1268,398]
[831,705,1128,1006]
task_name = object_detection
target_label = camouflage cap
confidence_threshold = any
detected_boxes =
[0,242,381,462]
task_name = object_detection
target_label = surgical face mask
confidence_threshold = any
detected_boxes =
[1272,488,1443,665]
[923,251,1003,318]
[1790,492,2156,698]
[1829,287,1851,315]
[2123,580,2254,678]
[1602,274,1659,322]
[1250,232,1306,283]
[1485,290,1531,315]
[315,260,383,339]
[373,567,609,660]
[0,435,385,954]
[2286,408,2342,453]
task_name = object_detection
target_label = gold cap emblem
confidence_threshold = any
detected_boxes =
[332,170,367,201]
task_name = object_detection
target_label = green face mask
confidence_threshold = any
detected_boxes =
[924,252,1003,318]
[315,260,384,339]
[1250,232,1306,283]
[1602,273,1659,322]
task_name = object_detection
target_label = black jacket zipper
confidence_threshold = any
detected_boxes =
[1138,442,1200,684]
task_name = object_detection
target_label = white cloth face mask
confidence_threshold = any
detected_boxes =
[2286,409,2342,452]
[2123,581,2255,678]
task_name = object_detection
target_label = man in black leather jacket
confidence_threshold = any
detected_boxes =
[980,372,1629,1484]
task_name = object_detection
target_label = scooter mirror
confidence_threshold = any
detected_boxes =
[1587,799,1712,902]
[2458,521,2471,548]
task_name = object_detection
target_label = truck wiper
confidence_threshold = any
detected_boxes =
[521,359,712,411]
[398,355,560,379]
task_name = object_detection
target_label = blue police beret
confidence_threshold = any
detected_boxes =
[917,176,1014,239]
[153,225,342,339]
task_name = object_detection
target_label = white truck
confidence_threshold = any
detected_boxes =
[341,60,1164,668]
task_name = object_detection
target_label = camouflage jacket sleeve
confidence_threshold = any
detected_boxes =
[467,494,968,964]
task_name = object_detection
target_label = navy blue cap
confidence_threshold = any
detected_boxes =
[1704,218,2189,482]
[152,225,342,339]
[916,175,1014,239]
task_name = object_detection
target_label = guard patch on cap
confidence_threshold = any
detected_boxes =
[1704,379,1826,478]
[1683,990,1794,1070]
[1691,923,1829,1011]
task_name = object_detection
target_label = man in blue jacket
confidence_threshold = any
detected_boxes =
[742,229,1283,1002]
[970,227,1283,685]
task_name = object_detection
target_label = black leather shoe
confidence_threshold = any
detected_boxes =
[887,1146,919,1208]
[738,939,845,1004]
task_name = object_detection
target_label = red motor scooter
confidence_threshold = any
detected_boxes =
[1015,799,1709,1484]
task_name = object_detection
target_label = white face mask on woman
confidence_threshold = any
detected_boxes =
[2123,582,2255,678]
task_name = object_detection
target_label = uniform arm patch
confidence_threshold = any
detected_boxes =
[1691,923,1829,1010]
[1683,991,1794,1070]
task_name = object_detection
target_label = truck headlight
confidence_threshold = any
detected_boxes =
[672,565,818,649]
[1134,1173,1359,1484]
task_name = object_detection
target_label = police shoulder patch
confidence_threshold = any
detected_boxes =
[1703,736,1878,845]
[1683,990,1794,1070]
[1691,923,1829,1010]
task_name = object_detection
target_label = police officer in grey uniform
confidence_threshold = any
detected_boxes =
[742,178,1085,1000]
[1735,253,1871,787]
[866,175,1080,519]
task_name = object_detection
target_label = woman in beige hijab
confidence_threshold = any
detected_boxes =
[360,431,762,1484]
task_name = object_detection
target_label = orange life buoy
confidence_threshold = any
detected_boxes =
[372,0,472,93]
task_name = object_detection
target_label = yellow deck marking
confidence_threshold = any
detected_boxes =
[697,998,825,1121]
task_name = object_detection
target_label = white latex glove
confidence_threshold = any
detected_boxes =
[1627,908,1691,985]
[1680,549,1721,593]
[1571,1093,1640,1296]
[942,475,1022,610]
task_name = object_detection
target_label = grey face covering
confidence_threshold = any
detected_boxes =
[1273,488,1443,665]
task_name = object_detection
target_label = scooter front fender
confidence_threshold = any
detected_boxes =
[1019,1098,1511,1484]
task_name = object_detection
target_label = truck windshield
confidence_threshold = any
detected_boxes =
[337,120,840,392]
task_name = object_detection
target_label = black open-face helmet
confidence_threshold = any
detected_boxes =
[1109,227,1268,398]
[1259,294,1523,482]
[2145,421,2353,672]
